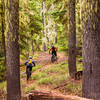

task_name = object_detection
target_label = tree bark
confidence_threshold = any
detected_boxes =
[41,2,45,35]
[30,32,34,54]
[41,2,47,51]
[55,24,57,44]
[32,40,34,54]
[5,0,21,100]
[68,0,77,78]
[82,0,100,99]
[1,0,6,65]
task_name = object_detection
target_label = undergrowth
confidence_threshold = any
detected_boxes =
[25,86,35,93]
[29,61,82,96]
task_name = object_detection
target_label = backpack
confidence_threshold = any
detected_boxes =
[28,59,32,65]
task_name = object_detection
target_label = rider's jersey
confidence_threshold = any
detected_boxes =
[25,60,35,67]
[49,46,57,52]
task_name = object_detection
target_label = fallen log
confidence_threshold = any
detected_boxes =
[22,90,93,100]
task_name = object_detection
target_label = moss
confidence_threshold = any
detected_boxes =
[0,81,7,92]
[25,86,35,94]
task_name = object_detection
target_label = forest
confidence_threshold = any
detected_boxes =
[0,0,100,100]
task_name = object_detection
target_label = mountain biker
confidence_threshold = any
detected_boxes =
[25,56,35,80]
[49,45,58,57]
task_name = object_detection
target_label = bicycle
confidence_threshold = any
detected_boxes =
[51,54,57,63]
[26,68,32,81]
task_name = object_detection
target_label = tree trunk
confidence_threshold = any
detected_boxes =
[76,0,82,47]
[1,0,6,65]
[68,0,77,78]
[41,2,47,51]
[5,0,21,100]
[55,24,57,44]
[32,40,34,54]
[82,0,100,99]
[42,42,47,51]
[26,39,29,57]
[31,32,34,54]
[41,2,45,35]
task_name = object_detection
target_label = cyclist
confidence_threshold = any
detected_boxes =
[25,56,35,81]
[49,45,58,57]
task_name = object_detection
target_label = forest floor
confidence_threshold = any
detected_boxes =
[21,52,67,94]
[20,52,86,100]
[0,52,88,100]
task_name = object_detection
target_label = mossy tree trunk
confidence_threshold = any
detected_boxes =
[1,0,6,65]
[55,23,57,44]
[32,39,34,54]
[82,0,100,99]
[41,1,47,51]
[5,0,21,100]
[68,0,77,78]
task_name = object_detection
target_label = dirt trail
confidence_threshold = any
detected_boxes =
[22,52,67,82]
[35,52,67,65]
[21,52,67,73]
[28,52,67,78]
[21,52,67,95]
[21,52,90,100]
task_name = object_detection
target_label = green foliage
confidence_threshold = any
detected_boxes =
[18,0,72,53]
[43,62,68,74]
[34,62,69,86]
[51,10,67,24]
[0,81,6,90]
[33,53,39,59]
[19,0,42,56]
[30,61,82,87]
[54,24,68,52]
[51,0,68,24]
[37,77,53,85]
[30,72,47,80]
[0,81,7,95]
[77,62,83,71]
[32,65,42,72]
[65,83,82,96]
[25,86,35,93]
[0,57,6,81]
[52,74,68,86]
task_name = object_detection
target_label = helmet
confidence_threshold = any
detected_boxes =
[29,56,32,59]
[52,46,54,49]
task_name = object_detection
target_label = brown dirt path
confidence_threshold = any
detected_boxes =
[21,52,67,96]
[21,52,91,100]
[35,52,67,65]
[20,52,67,75]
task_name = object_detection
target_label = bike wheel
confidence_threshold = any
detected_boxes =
[51,54,55,63]
[26,68,31,80]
